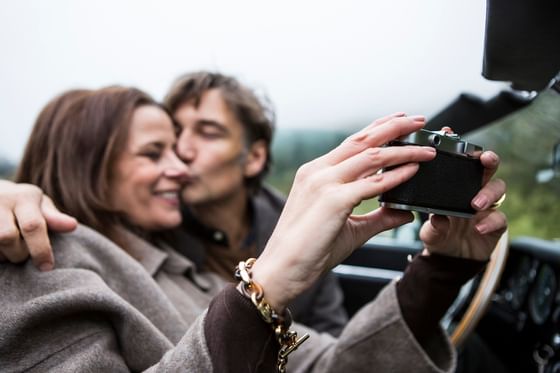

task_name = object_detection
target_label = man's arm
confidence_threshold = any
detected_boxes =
[0,227,278,372]
[0,180,77,270]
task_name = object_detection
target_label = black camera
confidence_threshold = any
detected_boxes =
[378,129,484,218]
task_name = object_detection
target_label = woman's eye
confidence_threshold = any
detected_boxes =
[141,152,162,161]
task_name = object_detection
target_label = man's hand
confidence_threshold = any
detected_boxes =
[419,151,508,261]
[0,180,77,271]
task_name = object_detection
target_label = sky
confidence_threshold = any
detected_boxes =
[0,0,505,163]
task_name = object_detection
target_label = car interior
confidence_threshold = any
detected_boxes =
[334,1,560,372]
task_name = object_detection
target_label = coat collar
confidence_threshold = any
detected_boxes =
[120,228,196,278]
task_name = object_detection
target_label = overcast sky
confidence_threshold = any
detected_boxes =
[0,0,505,162]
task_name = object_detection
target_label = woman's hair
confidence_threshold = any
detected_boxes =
[16,86,159,248]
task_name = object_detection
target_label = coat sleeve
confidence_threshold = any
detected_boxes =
[0,227,278,373]
[286,281,456,373]
[291,271,348,336]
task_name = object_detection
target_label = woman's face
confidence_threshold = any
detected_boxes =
[111,105,187,231]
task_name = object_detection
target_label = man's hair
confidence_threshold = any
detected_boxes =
[16,86,159,250]
[164,71,275,193]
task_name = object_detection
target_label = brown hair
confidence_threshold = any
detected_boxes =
[164,71,275,193]
[16,86,159,248]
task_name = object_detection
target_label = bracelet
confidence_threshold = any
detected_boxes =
[235,258,310,373]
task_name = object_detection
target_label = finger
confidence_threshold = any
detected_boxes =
[0,207,28,263]
[331,145,436,183]
[419,215,450,246]
[41,196,78,232]
[475,210,507,235]
[480,151,500,185]
[0,242,28,263]
[0,252,6,261]
[348,207,414,246]
[320,116,427,167]
[429,214,451,232]
[14,201,54,271]
[352,112,407,135]
[441,126,453,134]
[342,162,421,203]
[360,115,426,150]
[471,178,507,211]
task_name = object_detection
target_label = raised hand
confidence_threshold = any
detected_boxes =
[253,113,437,310]
[419,150,507,261]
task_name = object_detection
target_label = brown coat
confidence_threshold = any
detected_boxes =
[0,225,455,372]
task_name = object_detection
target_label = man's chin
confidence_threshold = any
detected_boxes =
[180,190,206,206]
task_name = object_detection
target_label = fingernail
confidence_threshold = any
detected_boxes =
[487,152,499,163]
[39,262,53,272]
[410,115,425,121]
[441,126,454,134]
[394,112,406,117]
[422,146,436,153]
[473,195,488,210]
[475,223,487,235]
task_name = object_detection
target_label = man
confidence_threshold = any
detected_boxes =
[162,71,348,335]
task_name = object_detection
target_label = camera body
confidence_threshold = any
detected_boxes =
[378,129,484,218]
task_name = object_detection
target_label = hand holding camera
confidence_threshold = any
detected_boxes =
[378,127,507,261]
[379,129,484,218]
[419,149,507,261]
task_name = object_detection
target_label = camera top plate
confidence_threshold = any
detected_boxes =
[395,129,483,158]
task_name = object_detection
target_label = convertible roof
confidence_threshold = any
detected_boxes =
[427,0,560,134]
[483,0,560,91]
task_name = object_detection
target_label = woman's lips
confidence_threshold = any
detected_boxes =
[154,191,180,206]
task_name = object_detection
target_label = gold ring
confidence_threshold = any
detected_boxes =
[490,193,506,209]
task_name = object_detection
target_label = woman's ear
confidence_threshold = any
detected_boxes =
[243,140,267,178]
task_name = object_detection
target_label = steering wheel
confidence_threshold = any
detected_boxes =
[442,230,509,347]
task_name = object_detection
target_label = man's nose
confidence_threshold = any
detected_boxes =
[176,134,196,163]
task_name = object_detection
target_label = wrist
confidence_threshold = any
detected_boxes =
[234,258,310,371]
[251,258,288,312]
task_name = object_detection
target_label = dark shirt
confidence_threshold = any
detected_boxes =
[167,185,350,336]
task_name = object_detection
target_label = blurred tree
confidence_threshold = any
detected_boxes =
[468,90,560,240]
[0,156,15,180]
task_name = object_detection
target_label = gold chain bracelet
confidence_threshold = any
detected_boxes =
[235,258,310,373]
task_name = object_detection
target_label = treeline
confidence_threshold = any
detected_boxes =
[268,92,560,241]
[467,90,560,240]
[0,158,15,179]
[267,128,351,193]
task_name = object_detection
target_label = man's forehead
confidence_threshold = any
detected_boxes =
[174,91,243,131]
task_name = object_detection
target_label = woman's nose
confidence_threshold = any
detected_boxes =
[163,152,189,180]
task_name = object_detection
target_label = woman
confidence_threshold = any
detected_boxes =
[0,87,507,372]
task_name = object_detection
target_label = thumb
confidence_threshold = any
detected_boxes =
[41,197,78,232]
[419,214,450,245]
[349,207,414,245]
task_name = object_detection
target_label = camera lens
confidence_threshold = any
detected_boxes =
[429,134,441,147]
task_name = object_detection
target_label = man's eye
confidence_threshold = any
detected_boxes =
[199,128,223,138]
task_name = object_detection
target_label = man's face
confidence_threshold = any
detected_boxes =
[173,89,249,206]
